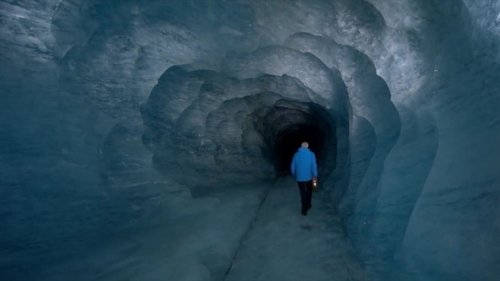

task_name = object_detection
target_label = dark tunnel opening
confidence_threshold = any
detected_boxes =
[274,124,326,175]
[259,101,337,177]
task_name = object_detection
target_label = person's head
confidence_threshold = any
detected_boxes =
[301,142,309,148]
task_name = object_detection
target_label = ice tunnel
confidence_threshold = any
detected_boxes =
[1,1,499,281]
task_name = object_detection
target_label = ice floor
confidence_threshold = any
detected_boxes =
[38,177,368,281]
[225,177,368,281]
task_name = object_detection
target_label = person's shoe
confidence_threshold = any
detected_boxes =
[301,209,307,216]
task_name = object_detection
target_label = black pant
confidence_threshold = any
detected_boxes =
[297,180,313,213]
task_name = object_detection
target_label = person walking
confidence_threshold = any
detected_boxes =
[290,142,318,216]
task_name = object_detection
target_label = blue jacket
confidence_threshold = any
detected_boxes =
[291,147,318,182]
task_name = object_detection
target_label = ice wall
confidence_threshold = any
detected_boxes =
[1,0,499,280]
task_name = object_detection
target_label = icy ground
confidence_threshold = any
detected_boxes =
[38,177,368,281]
[225,177,368,281]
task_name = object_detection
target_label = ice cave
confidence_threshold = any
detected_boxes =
[1,0,499,280]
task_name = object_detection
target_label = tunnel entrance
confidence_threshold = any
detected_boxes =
[274,124,326,175]
[257,100,337,177]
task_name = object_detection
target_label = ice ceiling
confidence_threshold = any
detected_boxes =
[1,0,499,281]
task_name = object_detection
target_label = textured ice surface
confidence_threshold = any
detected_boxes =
[1,0,499,281]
